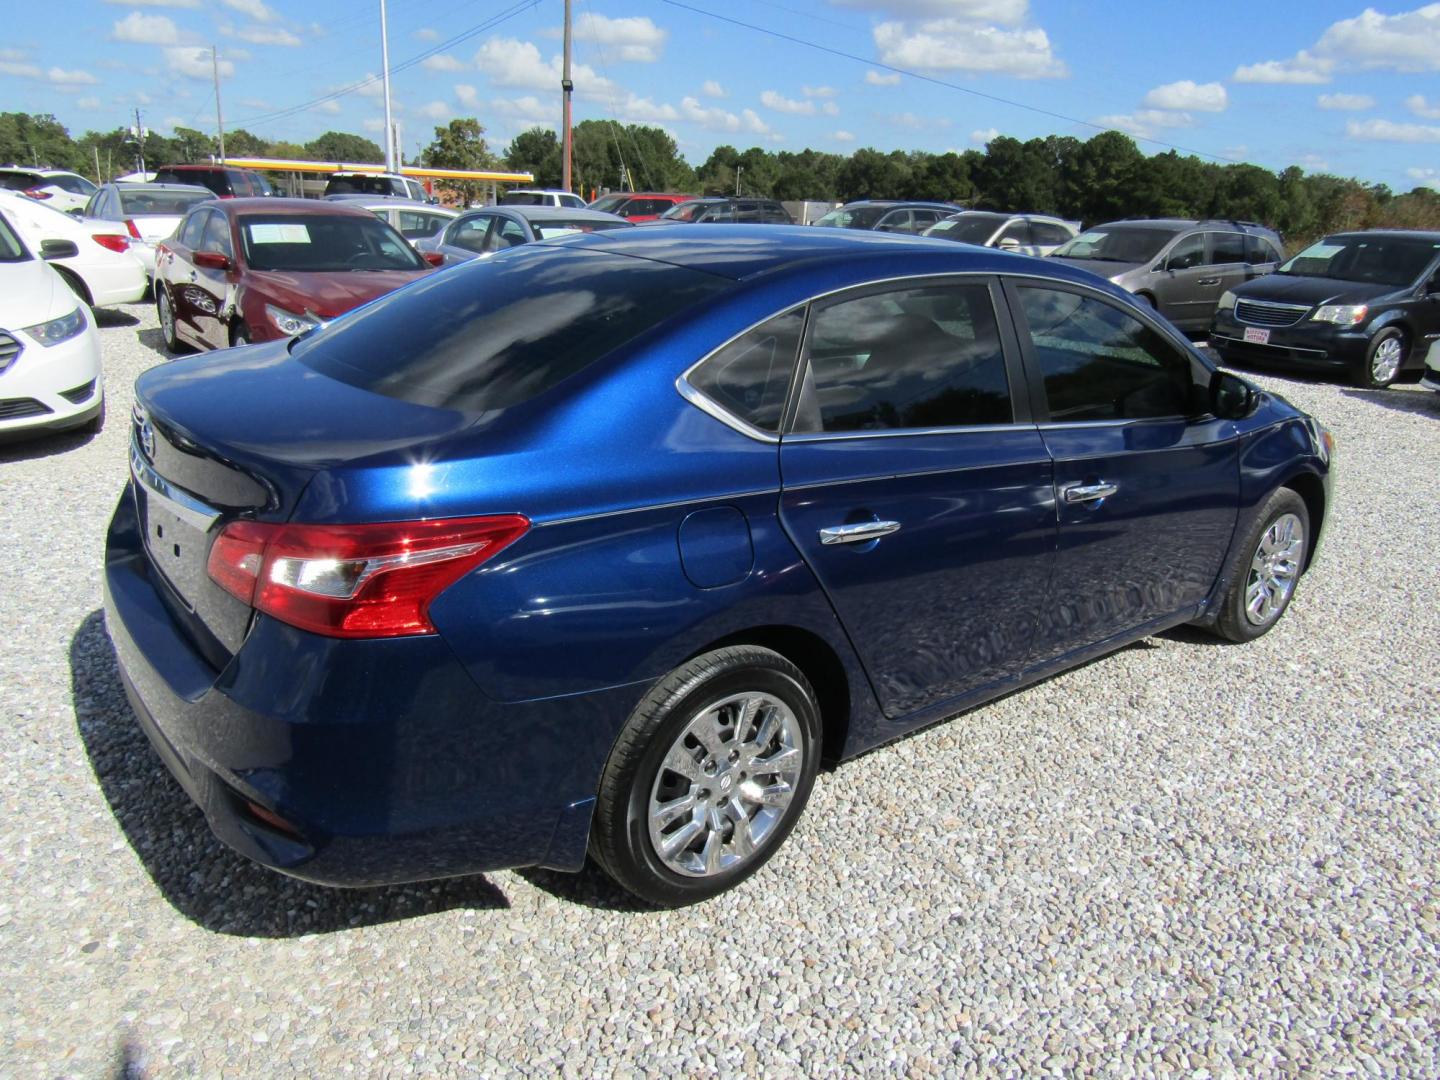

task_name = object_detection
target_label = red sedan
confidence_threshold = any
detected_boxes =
[154,198,441,352]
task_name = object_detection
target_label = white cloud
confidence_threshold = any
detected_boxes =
[832,129,855,141]
[1317,92,1375,111]
[1406,166,1439,188]
[1233,51,1333,84]
[347,73,386,99]
[0,60,42,78]
[865,69,901,86]
[487,95,553,123]
[418,100,450,119]
[572,13,666,62]
[1407,94,1440,119]
[77,96,102,109]
[874,18,1066,78]
[312,100,341,115]
[970,126,999,143]
[0,48,27,60]
[1297,153,1330,171]
[422,53,467,72]
[1143,79,1227,112]
[1345,117,1440,143]
[803,84,838,98]
[103,0,197,6]
[362,117,386,133]
[455,84,480,108]
[1096,109,1193,138]
[46,67,100,85]
[742,109,772,135]
[831,0,1029,24]
[134,90,153,105]
[414,27,440,42]
[701,79,726,98]
[165,46,231,79]
[221,0,274,22]
[473,38,615,98]
[679,96,743,132]
[113,12,181,45]
[760,89,815,115]
[226,24,301,47]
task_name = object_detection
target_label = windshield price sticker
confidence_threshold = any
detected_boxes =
[248,223,311,244]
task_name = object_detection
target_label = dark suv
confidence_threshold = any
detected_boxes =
[1050,219,1285,332]
[152,165,275,199]
[812,200,958,234]
[1211,230,1440,388]
[655,198,792,224]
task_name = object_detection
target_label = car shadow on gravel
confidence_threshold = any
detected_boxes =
[135,328,172,355]
[93,308,140,329]
[1340,387,1440,418]
[70,610,513,937]
[0,426,98,462]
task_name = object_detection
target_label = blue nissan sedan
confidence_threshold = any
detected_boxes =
[104,226,1333,906]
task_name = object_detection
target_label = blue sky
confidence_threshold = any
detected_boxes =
[4,0,1439,191]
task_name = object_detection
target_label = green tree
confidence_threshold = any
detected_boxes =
[170,126,216,163]
[505,127,561,188]
[1067,130,1145,224]
[836,148,912,201]
[304,131,385,164]
[0,113,83,172]
[421,118,497,203]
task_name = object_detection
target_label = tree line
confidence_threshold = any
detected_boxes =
[5,110,1437,247]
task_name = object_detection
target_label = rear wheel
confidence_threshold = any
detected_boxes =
[156,288,186,354]
[1356,327,1405,389]
[1213,488,1310,642]
[590,646,821,907]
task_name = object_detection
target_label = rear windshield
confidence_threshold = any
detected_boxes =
[155,168,226,195]
[1052,227,1180,264]
[326,176,401,196]
[814,206,887,229]
[589,194,627,214]
[660,202,714,222]
[293,245,734,412]
[0,172,41,191]
[925,214,1005,243]
[238,213,426,272]
[118,188,213,216]
[501,192,547,206]
[530,218,631,240]
[1278,235,1440,287]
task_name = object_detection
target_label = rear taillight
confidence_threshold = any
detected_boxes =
[206,516,529,639]
[124,219,142,239]
[24,188,52,200]
[92,234,130,253]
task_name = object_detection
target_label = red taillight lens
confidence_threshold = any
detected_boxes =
[124,218,142,239]
[206,516,529,639]
[24,188,52,200]
[92,234,131,253]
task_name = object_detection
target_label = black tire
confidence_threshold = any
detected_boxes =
[230,322,251,348]
[590,645,822,907]
[1355,327,1406,389]
[156,287,186,354]
[1213,487,1310,643]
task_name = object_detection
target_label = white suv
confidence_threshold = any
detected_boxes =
[0,167,98,214]
[499,189,588,210]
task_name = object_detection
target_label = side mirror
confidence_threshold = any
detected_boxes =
[423,251,445,267]
[39,238,80,260]
[193,251,232,271]
[1211,370,1258,420]
[997,236,1021,249]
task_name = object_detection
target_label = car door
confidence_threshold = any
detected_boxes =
[192,208,236,349]
[1244,234,1283,283]
[162,209,209,346]
[1150,231,1219,329]
[778,278,1056,719]
[874,209,914,233]
[1206,230,1251,310]
[1004,278,1240,664]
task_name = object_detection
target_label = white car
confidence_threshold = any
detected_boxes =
[1421,339,1440,394]
[922,211,1080,256]
[0,167,98,215]
[499,188,589,210]
[0,207,104,438]
[81,182,214,277]
[355,200,458,246]
[0,190,147,307]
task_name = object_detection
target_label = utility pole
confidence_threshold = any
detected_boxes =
[379,0,396,171]
[133,109,147,175]
[561,0,573,192]
[212,46,226,162]
[736,165,743,196]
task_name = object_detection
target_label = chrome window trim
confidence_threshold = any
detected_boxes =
[784,422,1034,443]
[538,488,782,528]
[129,441,221,532]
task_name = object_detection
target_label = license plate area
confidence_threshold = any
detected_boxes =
[1243,327,1271,345]
[140,488,213,612]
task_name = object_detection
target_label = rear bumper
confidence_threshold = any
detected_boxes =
[102,486,632,887]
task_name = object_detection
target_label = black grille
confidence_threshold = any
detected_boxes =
[0,398,52,420]
[60,379,97,404]
[1235,299,1310,328]
[0,330,20,374]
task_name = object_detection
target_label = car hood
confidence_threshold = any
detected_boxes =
[0,258,77,327]
[1233,273,1401,307]
[1047,256,1146,281]
[243,267,432,320]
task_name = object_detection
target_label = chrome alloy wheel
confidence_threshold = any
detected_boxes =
[1245,512,1304,626]
[158,289,175,344]
[1371,335,1404,384]
[647,692,803,878]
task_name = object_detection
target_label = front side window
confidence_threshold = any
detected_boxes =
[1165,233,1206,271]
[876,210,913,233]
[999,220,1033,246]
[492,218,529,249]
[448,215,495,254]
[178,210,207,250]
[794,283,1012,433]
[1032,221,1074,246]
[687,309,804,433]
[1016,286,1200,422]
[202,210,233,257]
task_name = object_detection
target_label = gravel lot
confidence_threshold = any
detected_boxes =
[2,301,1438,1077]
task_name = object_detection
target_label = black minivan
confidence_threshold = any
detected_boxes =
[1211,230,1440,388]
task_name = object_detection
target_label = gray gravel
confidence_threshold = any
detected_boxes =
[1,302,1438,1077]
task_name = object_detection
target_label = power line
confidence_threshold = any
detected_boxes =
[658,0,1243,164]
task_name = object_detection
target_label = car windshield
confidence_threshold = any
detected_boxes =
[814,206,888,229]
[118,188,213,216]
[589,195,626,214]
[1051,227,1178,263]
[238,214,426,272]
[0,212,29,261]
[1277,235,1440,286]
[327,176,399,196]
[660,202,713,222]
[293,245,735,412]
[502,192,547,206]
[925,214,1005,243]
[530,219,631,240]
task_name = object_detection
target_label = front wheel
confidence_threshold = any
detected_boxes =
[156,287,186,354]
[590,646,822,907]
[1356,328,1405,389]
[1213,488,1310,642]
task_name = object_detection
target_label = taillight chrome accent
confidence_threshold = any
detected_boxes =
[207,516,530,639]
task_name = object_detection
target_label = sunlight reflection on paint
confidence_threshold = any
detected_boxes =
[407,461,437,500]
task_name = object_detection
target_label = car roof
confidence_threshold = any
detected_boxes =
[609,192,691,199]
[213,197,375,217]
[106,182,213,194]
[841,200,957,209]
[1323,229,1440,242]
[0,166,81,176]
[469,205,626,221]
[569,222,1093,282]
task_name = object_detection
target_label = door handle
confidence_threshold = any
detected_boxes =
[1062,482,1118,504]
[818,520,901,545]
[1198,277,1221,286]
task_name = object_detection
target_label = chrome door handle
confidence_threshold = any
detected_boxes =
[818,520,901,545]
[1198,277,1221,286]
[1062,482,1118,504]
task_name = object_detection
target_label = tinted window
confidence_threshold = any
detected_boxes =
[0,213,30,261]
[589,194,626,214]
[1210,231,1246,263]
[876,210,913,233]
[999,220,1033,245]
[1246,235,1281,265]
[295,246,734,412]
[1017,286,1198,421]
[1166,233,1206,270]
[238,214,424,271]
[1052,226,1179,263]
[1279,235,1440,286]
[118,188,213,216]
[1032,221,1073,246]
[448,214,494,253]
[501,192,546,206]
[178,210,207,249]
[660,202,711,222]
[925,214,1004,244]
[55,174,95,194]
[688,309,803,433]
[796,284,1012,433]
[201,210,233,257]
[0,173,40,191]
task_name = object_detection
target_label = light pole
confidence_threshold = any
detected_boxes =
[561,0,573,192]
[379,0,396,171]
[735,165,743,196]
[212,46,226,162]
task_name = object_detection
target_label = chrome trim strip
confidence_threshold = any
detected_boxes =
[783,422,1031,442]
[819,520,901,545]
[129,441,222,532]
[674,377,780,444]
[780,458,1054,493]
[535,488,782,529]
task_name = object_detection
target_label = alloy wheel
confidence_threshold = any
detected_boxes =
[1371,336,1404,385]
[158,290,175,344]
[1245,512,1304,626]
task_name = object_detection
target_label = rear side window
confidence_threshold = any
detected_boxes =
[1016,286,1199,421]
[1210,231,1246,264]
[1032,221,1073,246]
[687,309,804,433]
[794,284,1012,433]
[295,246,734,412]
[1246,235,1282,264]
[398,210,448,238]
